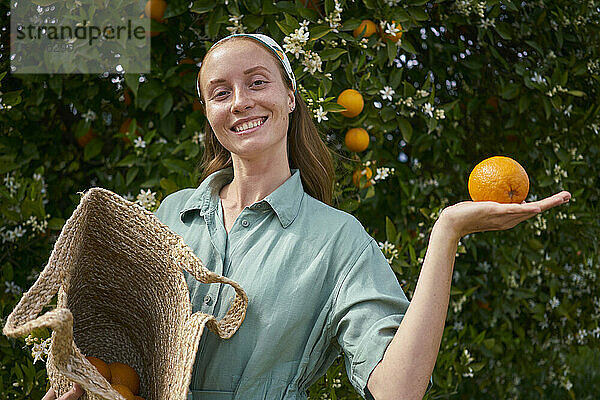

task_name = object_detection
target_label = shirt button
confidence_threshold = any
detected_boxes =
[203,295,212,306]
[241,219,249,227]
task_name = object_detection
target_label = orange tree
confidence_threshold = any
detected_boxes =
[1,0,599,398]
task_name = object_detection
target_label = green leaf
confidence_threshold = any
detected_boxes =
[381,107,396,122]
[397,117,413,142]
[243,15,265,32]
[160,178,179,194]
[387,41,397,65]
[566,90,586,97]
[320,48,347,61]
[408,7,429,21]
[275,20,294,36]
[137,80,163,110]
[399,39,416,54]
[386,216,398,243]
[190,0,216,13]
[495,22,513,40]
[116,154,137,167]
[48,218,65,230]
[83,138,103,162]
[499,83,520,100]
[126,167,139,186]
[162,158,192,175]
[309,25,332,41]
[155,92,174,119]
[124,74,140,97]
[390,68,403,89]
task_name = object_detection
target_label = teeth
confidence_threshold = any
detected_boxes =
[233,118,265,132]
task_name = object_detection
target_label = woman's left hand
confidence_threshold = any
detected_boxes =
[439,190,572,241]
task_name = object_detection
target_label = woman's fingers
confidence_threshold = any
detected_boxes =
[527,190,571,212]
[59,384,84,400]
[42,384,84,400]
[41,388,56,400]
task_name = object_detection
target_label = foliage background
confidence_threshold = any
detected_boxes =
[1,0,599,398]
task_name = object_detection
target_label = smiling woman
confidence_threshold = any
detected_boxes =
[195,34,335,208]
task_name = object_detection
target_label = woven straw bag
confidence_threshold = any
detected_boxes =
[2,187,248,400]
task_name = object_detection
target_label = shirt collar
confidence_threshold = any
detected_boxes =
[179,166,304,228]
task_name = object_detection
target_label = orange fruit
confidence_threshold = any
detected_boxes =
[344,128,369,152]
[337,89,364,118]
[144,0,167,22]
[134,397,145,400]
[353,167,373,189]
[468,156,529,203]
[353,20,377,38]
[109,362,140,395]
[111,383,135,400]
[379,20,403,43]
[76,128,97,148]
[86,356,111,382]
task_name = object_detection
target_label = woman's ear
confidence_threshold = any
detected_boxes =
[288,91,295,113]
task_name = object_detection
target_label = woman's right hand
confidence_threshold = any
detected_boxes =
[41,383,84,400]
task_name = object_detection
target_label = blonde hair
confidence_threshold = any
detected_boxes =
[195,36,336,205]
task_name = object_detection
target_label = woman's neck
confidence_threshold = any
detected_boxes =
[219,157,292,211]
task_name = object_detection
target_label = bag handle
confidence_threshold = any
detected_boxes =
[168,237,248,339]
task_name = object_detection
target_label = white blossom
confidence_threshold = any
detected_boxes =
[4,281,22,295]
[380,86,395,101]
[135,189,157,210]
[134,136,146,149]
[549,296,560,309]
[422,103,434,118]
[192,131,204,145]
[531,71,547,85]
[4,173,20,195]
[82,109,97,122]
[378,241,399,264]
[31,342,46,363]
[383,22,401,37]
[302,50,322,75]
[313,106,328,123]
[374,167,395,181]
[283,27,309,59]
[13,225,26,237]
[226,15,246,34]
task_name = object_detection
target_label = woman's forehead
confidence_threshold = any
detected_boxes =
[203,39,278,73]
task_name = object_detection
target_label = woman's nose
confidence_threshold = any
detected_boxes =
[231,87,253,113]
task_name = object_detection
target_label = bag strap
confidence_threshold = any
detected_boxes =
[170,238,248,339]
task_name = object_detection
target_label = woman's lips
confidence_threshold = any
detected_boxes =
[231,117,267,134]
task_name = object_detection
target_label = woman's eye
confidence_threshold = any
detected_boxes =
[252,80,266,87]
[214,90,228,98]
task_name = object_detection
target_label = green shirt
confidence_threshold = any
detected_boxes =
[154,166,424,400]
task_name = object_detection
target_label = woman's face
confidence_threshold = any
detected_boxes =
[199,39,295,161]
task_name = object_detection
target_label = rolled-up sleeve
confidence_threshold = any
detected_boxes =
[328,237,432,399]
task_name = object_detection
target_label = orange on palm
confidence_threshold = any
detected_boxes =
[468,156,529,203]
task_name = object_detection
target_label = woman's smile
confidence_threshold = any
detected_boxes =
[230,116,268,135]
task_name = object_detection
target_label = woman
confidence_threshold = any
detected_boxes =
[43,33,570,400]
